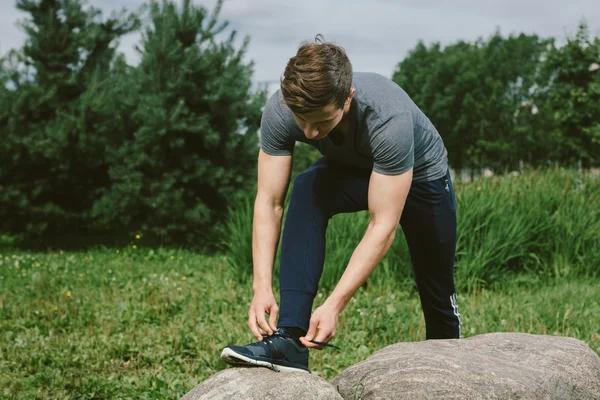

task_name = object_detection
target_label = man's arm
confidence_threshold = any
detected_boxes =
[252,149,292,291]
[300,167,413,347]
[248,149,292,340]
[326,167,413,310]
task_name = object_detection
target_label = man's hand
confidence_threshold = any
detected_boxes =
[248,291,279,340]
[299,302,340,350]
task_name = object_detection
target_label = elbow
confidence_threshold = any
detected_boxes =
[267,198,285,216]
[385,229,396,247]
[273,204,285,218]
[368,222,397,247]
[255,195,285,217]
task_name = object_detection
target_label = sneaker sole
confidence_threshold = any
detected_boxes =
[220,348,309,373]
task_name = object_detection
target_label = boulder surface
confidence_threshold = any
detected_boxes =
[331,333,600,399]
[180,366,343,400]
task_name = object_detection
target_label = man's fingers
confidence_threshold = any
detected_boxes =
[247,311,263,341]
[314,328,333,344]
[299,334,324,350]
[303,318,318,341]
[268,306,279,332]
[257,312,273,337]
[300,327,334,350]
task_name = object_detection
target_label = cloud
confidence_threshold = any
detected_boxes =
[0,3,27,57]
[2,0,598,96]
[199,0,599,87]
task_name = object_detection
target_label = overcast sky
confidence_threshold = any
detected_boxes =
[1,0,599,95]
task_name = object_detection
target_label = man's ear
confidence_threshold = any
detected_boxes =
[345,88,356,106]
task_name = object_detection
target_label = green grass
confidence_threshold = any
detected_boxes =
[1,168,599,398]
[1,246,599,399]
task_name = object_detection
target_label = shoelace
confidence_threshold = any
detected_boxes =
[264,330,341,350]
[308,339,341,350]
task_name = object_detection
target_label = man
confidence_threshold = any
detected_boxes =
[220,35,461,373]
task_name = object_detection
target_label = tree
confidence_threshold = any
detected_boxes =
[534,22,600,168]
[393,32,551,173]
[90,0,266,247]
[0,0,138,245]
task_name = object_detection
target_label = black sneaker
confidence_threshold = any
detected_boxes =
[220,327,309,373]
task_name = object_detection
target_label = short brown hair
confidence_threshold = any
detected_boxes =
[280,34,353,114]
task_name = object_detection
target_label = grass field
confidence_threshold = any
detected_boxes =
[1,246,599,399]
[1,168,599,398]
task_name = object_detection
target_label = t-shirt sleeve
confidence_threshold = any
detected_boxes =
[370,111,414,175]
[259,93,296,156]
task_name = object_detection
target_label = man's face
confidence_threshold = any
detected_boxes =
[292,103,344,140]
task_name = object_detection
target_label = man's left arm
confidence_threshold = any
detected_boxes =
[300,167,413,348]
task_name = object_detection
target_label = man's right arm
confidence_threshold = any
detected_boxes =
[248,149,292,339]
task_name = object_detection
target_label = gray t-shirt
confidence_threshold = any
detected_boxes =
[260,72,448,183]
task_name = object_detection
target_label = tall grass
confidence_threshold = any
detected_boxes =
[216,197,254,284]
[455,168,600,290]
[222,168,600,293]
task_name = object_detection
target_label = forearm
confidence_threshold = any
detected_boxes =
[325,223,396,311]
[252,199,284,293]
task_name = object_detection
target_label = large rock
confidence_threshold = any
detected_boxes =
[332,333,600,399]
[180,366,343,400]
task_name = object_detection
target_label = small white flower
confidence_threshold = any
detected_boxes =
[589,63,599,72]
[501,319,507,325]
[108,269,112,273]
[177,287,182,291]
[111,277,116,281]
[470,327,476,334]
[317,293,323,298]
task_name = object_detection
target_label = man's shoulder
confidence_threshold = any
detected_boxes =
[352,72,414,121]
[353,71,403,91]
[260,89,302,145]
[264,89,284,114]
[263,89,294,125]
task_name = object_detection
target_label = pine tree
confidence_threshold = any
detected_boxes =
[0,0,138,246]
[91,0,266,248]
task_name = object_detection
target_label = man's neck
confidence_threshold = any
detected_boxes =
[335,113,351,136]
